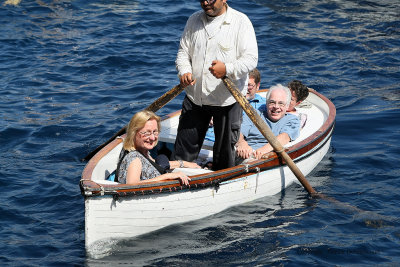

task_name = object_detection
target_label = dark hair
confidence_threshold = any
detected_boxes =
[249,68,261,84]
[288,80,309,102]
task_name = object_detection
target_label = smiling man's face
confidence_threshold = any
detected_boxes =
[267,89,288,122]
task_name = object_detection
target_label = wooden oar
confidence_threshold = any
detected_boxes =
[222,76,318,195]
[83,84,184,162]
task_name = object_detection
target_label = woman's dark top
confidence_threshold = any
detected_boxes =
[116,149,162,184]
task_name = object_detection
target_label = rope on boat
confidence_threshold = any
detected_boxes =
[79,179,109,196]
[255,167,260,194]
[274,148,285,153]
[244,164,249,173]
[79,179,93,195]
[98,184,105,196]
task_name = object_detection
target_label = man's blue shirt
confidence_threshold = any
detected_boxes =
[241,104,300,150]
[247,94,266,112]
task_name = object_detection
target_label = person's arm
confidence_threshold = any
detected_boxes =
[176,15,196,87]
[170,160,201,169]
[236,111,255,159]
[126,157,144,184]
[253,133,290,159]
[236,133,253,159]
[142,171,191,186]
[253,115,300,159]
[126,158,191,185]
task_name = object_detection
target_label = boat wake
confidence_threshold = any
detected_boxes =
[86,239,119,259]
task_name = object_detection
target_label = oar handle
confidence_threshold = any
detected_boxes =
[222,76,317,195]
[83,84,184,162]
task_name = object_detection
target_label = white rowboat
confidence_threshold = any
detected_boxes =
[80,88,336,254]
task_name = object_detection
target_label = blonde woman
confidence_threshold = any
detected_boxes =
[116,110,200,185]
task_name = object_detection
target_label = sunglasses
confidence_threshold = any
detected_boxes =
[199,0,216,5]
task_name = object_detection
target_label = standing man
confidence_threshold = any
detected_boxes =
[172,0,258,170]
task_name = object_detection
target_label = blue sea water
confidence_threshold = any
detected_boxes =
[1,0,399,265]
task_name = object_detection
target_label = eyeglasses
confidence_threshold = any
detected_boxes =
[248,83,256,89]
[268,100,286,108]
[139,130,159,138]
[199,0,216,5]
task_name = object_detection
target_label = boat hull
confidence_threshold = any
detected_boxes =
[81,89,336,253]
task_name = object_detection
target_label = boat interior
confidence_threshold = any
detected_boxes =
[92,91,328,184]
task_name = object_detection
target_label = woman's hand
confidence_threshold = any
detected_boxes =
[172,171,191,186]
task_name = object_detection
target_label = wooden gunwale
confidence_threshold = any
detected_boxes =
[80,89,335,197]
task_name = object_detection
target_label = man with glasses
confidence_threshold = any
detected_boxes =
[172,0,258,170]
[236,84,300,161]
[246,68,265,110]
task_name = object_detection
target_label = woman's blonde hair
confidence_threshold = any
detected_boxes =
[123,110,161,151]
